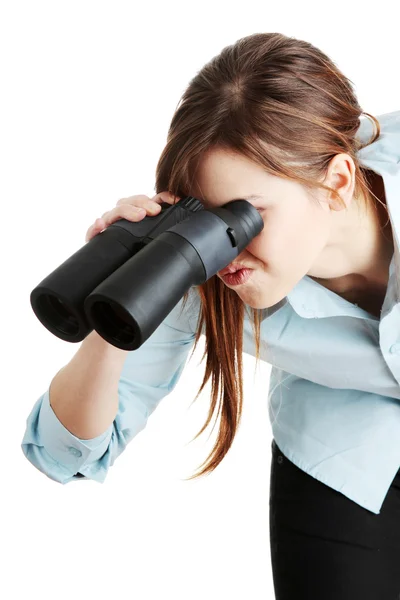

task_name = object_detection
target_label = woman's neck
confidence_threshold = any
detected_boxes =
[310,172,394,295]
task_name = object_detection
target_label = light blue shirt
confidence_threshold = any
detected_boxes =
[22,110,400,515]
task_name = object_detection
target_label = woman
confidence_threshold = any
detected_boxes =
[22,33,400,598]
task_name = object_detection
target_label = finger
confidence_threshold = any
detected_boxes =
[101,205,144,220]
[101,204,146,229]
[85,219,102,241]
[153,191,182,205]
[116,194,150,207]
[116,195,162,214]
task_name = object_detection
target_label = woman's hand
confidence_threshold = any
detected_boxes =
[85,191,181,243]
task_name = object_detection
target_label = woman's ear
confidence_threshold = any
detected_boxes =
[324,153,356,212]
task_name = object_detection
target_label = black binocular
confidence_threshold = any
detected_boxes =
[30,196,264,351]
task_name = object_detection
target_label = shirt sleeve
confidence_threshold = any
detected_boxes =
[21,287,201,484]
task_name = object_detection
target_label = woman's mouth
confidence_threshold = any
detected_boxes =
[221,268,254,286]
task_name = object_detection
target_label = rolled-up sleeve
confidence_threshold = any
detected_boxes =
[21,288,201,484]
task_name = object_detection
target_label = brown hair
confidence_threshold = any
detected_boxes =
[153,32,384,480]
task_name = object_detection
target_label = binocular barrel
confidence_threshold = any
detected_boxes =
[30,196,264,351]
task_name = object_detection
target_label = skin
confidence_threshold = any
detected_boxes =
[190,147,394,310]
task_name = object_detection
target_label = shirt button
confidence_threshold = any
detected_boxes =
[68,446,82,457]
[389,343,400,355]
[277,455,284,464]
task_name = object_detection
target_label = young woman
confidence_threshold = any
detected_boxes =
[23,33,400,598]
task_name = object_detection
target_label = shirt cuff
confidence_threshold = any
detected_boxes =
[38,389,113,472]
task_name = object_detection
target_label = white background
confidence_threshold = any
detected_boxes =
[1,1,397,598]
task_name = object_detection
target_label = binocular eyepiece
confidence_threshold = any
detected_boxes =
[30,196,264,351]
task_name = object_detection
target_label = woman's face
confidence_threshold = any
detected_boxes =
[190,147,337,309]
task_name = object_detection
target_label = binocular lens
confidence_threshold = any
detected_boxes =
[90,300,135,345]
[37,294,80,336]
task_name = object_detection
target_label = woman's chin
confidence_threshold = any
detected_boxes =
[239,285,287,310]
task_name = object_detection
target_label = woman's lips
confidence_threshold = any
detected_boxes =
[219,263,253,277]
[221,268,254,286]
